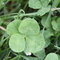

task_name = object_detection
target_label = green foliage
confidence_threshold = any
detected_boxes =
[18,18,40,36]
[41,15,51,28]
[29,0,42,9]
[7,18,45,53]
[44,53,59,60]
[25,34,45,53]
[52,20,59,31]
[7,20,21,35]
[29,0,51,9]
[37,6,51,16]
[0,0,60,60]
[9,34,25,52]
[51,17,60,32]
[33,49,46,60]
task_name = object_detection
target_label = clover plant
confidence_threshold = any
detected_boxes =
[0,0,60,60]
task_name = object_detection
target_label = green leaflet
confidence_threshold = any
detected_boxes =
[28,0,41,9]
[41,16,47,27]
[51,18,60,32]
[25,34,45,53]
[43,30,53,39]
[6,20,21,36]
[43,30,53,47]
[45,39,50,48]
[41,29,53,48]
[33,49,46,60]
[37,6,51,16]
[9,34,25,52]
[28,0,51,9]
[18,18,40,36]
[41,15,51,28]
[40,0,51,7]
[44,53,59,60]
[51,20,59,31]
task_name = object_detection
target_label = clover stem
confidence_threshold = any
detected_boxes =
[0,8,60,19]
[51,8,60,11]
[19,8,60,17]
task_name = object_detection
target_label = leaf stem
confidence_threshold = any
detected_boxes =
[18,8,60,17]
[51,8,60,11]
[0,8,60,19]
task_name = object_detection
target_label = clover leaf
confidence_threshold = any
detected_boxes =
[44,53,59,60]
[51,18,60,32]
[28,0,51,9]
[7,18,46,54]
[37,6,51,16]
[24,34,45,53]
[18,18,40,36]
[9,34,25,52]
[6,20,21,36]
